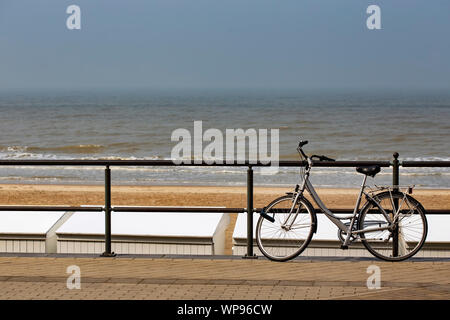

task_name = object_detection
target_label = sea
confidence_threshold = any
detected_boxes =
[0,89,449,189]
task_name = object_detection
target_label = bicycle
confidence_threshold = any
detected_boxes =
[256,139,428,262]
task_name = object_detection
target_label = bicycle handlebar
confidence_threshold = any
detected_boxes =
[311,154,336,162]
[298,140,308,148]
[297,139,336,162]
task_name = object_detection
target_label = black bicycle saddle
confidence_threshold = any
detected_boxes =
[356,165,380,177]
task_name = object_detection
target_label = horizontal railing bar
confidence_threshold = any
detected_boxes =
[0,206,447,215]
[1,159,449,167]
[0,159,391,167]
[0,160,449,168]
[402,161,450,167]
[2,159,450,168]
[422,209,450,215]
[112,207,245,213]
[0,206,103,212]
[258,208,450,215]
[0,160,179,166]
[113,207,372,214]
[281,161,392,167]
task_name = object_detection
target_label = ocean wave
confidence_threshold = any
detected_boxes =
[0,176,75,182]
[0,147,59,160]
[28,144,105,154]
[1,144,450,163]
[1,146,29,153]
[401,156,450,162]
[0,146,163,161]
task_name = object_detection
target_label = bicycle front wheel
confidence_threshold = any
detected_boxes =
[256,195,316,262]
[359,191,427,261]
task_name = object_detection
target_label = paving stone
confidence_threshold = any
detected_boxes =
[0,256,448,299]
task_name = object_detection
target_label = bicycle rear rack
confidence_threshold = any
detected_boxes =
[369,184,415,195]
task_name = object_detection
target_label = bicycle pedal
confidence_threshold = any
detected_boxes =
[340,245,348,250]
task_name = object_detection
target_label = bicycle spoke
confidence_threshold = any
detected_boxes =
[256,196,314,261]
[360,192,427,261]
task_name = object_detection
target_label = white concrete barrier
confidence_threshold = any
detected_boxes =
[0,211,70,253]
[56,209,230,255]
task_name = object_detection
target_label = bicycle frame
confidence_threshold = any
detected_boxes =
[291,164,394,246]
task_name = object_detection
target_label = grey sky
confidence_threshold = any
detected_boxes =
[0,0,449,90]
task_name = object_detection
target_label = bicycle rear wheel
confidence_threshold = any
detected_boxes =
[359,191,427,261]
[256,195,316,262]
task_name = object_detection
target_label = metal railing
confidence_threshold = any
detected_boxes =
[0,153,449,258]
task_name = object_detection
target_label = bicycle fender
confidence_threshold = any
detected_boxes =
[297,196,317,234]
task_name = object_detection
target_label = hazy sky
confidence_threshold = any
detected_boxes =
[0,0,449,90]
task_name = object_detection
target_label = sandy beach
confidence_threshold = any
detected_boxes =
[0,184,448,255]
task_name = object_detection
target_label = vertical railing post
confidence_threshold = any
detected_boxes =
[243,165,257,258]
[101,165,115,257]
[392,152,399,257]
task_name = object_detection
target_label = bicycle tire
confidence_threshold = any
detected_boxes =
[359,191,428,261]
[256,195,316,262]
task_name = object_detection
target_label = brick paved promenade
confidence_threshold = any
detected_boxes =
[0,255,448,300]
